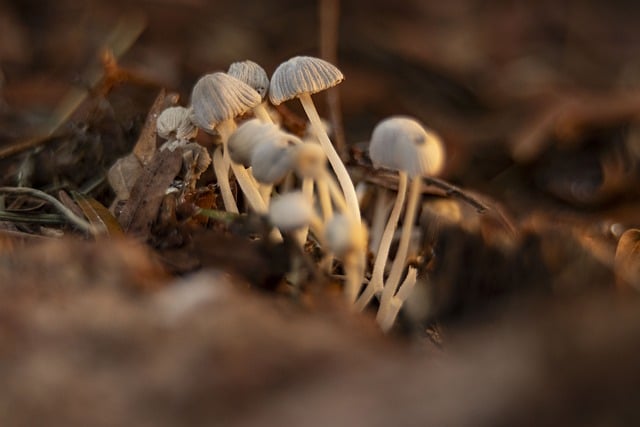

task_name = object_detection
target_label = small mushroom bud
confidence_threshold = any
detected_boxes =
[250,137,294,185]
[157,106,197,141]
[268,191,322,235]
[227,119,281,168]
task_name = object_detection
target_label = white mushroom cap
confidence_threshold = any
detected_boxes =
[269,56,344,105]
[228,60,270,100]
[227,119,281,167]
[292,143,327,179]
[190,72,262,132]
[250,137,294,184]
[369,116,445,178]
[157,106,197,140]
[324,214,368,257]
[268,191,315,231]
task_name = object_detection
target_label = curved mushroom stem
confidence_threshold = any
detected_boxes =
[369,188,392,254]
[344,252,366,306]
[378,267,417,332]
[324,171,348,214]
[376,176,421,328]
[217,120,268,214]
[212,145,238,213]
[253,102,273,123]
[298,92,360,221]
[355,172,408,312]
[316,177,333,221]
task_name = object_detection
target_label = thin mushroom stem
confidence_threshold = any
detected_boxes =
[324,171,348,214]
[298,92,360,221]
[379,267,417,332]
[212,145,238,213]
[316,177,333,221]
[355,172,408,311]
[217,120,268,214]
[343,252,365,306]
[369,188,392,253]
[253,103,273,123]
[377,176,421,327]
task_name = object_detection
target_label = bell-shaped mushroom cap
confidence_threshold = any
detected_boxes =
[250,136,294,184]
[190,72,262,132]
[292,143,327,179]
[324,214,368,257]
[369,116,445,178]
[269,191,315,231]
[228,60,270,100]
[227,119,281,167]
[269,56,344,105]
[157,106,197,140]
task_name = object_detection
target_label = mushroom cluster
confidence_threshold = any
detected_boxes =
[153,57,446,331]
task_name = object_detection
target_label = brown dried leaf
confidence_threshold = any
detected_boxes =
[132,89,179,166]
[71,191,124,237]
[107,153,143,201]
[118,148,182,240]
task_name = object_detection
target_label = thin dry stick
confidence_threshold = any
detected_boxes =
[0,13,146,160]
[319,0,347,160]
[0,187,97,234]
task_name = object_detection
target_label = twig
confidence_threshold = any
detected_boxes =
[319,0,347,160]
[364,169,489,214]
[421,176,489,213]
[0,187,97,234]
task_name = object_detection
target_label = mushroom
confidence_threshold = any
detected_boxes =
[324,214,368,304]
[228,60,274,124]
[156,106,197,143]
[268,191,323,240]
[354,117,444,330]
[269,56,360,222]
[190,72,265,214]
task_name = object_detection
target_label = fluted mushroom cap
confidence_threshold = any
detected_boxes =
[227,119,281,167]
[157,106,197,140]
[190,72,261,132]
[269,56,344,105]
[369,116,445,178]
[269,191,314,231]
[228,60,270,99]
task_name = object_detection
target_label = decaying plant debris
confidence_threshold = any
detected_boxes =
[1,0,640,426]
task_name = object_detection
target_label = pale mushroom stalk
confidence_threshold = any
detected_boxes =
[253,103,273,123]
[379,267,418,332]
[216,120,267,214]
[344,252,366,305]
[369,188,392,253]
[212,146,238,213]
[377,176,421,326]
[299,92,360,220]
[355,172,408,311]
[325,215,368,305]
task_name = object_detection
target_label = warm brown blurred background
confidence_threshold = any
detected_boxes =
[3,0,640,208]
[2,2,640,426]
